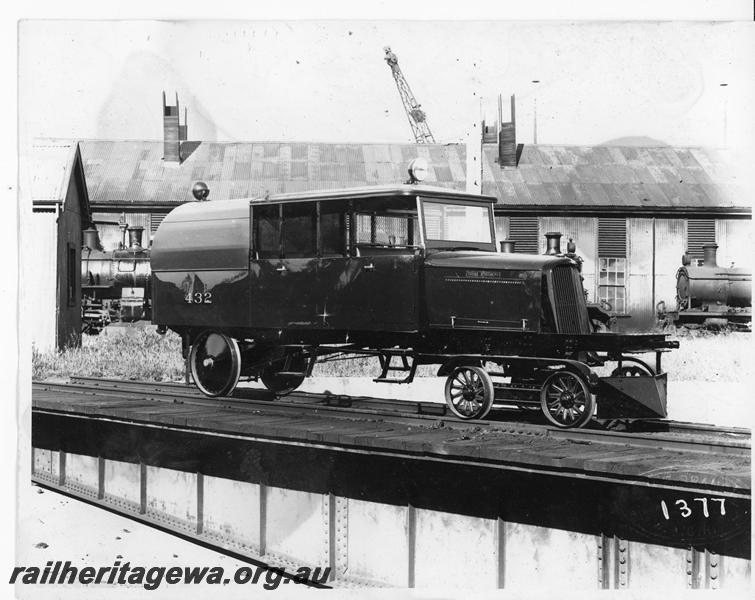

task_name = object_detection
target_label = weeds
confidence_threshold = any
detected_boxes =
[32,326,750,384]
[32,326,185,382]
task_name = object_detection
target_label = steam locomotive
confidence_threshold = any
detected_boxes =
[81,226,152,333]
[657,243,751,330]
[151,167,679,429]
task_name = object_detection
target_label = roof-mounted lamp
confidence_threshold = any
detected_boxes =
[406,158,429,184]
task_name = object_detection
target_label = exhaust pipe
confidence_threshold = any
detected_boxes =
[128,226,144,248]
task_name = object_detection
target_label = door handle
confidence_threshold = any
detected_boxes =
[363,263,375,272]
[276,264,287,273]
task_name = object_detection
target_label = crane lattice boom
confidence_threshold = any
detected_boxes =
[383,47,436,144]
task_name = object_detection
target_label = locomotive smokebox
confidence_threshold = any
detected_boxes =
[544,232,562,255]
[499,240,516,253]
[128,226,145,248]
[703,243,719,267]
[82,227,100,250]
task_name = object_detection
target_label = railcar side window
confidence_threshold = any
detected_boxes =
[283,203,316,258]
[320,202,347,256]
[254,204,281,259]
[352,197,419,247]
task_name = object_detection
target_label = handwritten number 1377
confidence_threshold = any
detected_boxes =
[660,498,726,520]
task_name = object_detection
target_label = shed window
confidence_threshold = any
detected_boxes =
[67,245,76,306]
[508,216,538,254]
[687,219,716,261]
[598,257,626,314]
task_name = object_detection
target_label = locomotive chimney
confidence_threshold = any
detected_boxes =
[702,243,719,267]
[498,94,517,167]
[544,232,562,255]
[499,240,516,253]
[82,227,100,250]
[128,226,145,248]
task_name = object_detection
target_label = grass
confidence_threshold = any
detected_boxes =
[32,326,750,384]
[32,326,185,382]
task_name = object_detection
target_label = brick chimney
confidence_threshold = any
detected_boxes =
[498,94,517,168]
[162,92,186,163]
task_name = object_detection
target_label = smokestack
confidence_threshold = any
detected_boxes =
[128,226,144,248]
[498,94,517,167]
[500,240,516,253]
[482,119,498,144]
[702,243,719,267]
[163,91,184,163]
[544,232,562,255]
[82,227,100,250]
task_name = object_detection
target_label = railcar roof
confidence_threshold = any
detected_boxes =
[162,185,496,222]
[253,184,497,205]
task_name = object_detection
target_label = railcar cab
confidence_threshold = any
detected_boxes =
[247,186,498,335]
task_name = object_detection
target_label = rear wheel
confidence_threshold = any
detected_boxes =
[189,331,241,397]
[540,370,594,429]
[260,353,306,396]
[444,366,494,420]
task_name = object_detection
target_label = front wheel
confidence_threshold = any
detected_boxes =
[540,370,595,429]
[189,331,241,397]
[444,365,494,420]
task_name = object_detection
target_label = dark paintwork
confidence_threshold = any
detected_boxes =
[676,265,751,313]
[150,185,679,420]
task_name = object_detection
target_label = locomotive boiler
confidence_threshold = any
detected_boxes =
[672,243,751,329]
[81,226,152,333]
[151,174,678,429]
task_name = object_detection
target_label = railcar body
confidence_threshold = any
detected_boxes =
[81,226,152,332]
[152,183,678,428]
[672,243,751,329]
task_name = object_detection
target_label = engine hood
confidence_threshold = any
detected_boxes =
[424,250,575,271]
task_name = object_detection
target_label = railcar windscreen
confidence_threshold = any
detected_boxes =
[422,201,493,244]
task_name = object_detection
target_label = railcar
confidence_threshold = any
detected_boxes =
[151,170,678,428]
[81,226,152,333]
[670,243,751,329]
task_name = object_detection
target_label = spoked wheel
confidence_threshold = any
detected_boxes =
[444,365,494,420]
[540,371,595,429]
[260,353,306,396]
[189,331,241,397]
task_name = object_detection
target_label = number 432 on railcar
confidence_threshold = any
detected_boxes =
[151,173,678,429]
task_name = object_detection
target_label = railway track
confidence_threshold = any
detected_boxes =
[33,377,750,457]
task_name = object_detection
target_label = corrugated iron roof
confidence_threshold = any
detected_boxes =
[28,140,78,202]
[78,140,467,206]
[482,144,746,210]
[72,139,748,211]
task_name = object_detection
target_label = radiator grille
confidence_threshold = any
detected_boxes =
[550,265,590,334]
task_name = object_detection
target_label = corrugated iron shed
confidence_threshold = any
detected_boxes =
[71,139,749,213]
[28,140,92,220]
